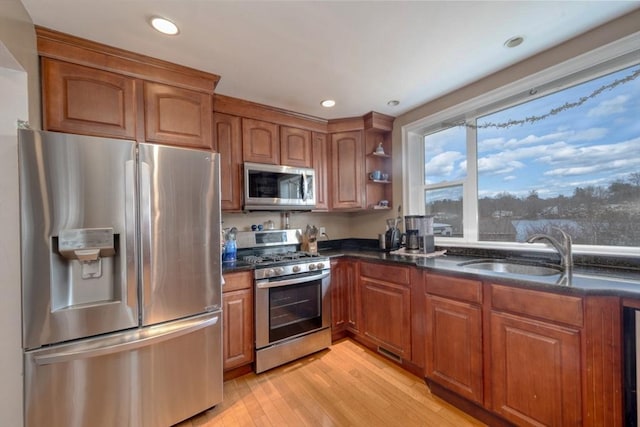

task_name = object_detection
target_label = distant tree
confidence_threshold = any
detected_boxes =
[629,172,640,187]
[608,180,634,203]
[525,190,541,219]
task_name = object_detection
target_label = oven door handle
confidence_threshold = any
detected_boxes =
[256,270,330,288]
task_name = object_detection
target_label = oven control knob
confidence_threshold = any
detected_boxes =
[274,267,285,275]
[316,262,325,270]
[266,268,275,277]
[308,263,317,271]
[292,265,301,273]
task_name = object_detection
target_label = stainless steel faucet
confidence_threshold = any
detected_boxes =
[526,226,573,271]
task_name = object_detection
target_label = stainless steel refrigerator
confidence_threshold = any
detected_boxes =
[19,129,223,427]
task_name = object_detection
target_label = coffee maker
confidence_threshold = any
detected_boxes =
[421,215,435,253]
[404,216,422,253]
[404,215,435,254]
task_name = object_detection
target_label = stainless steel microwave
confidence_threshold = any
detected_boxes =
[243,162,316,210]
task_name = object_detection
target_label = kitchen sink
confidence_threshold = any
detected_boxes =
[459,259,563,276]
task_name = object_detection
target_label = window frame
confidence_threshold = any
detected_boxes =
[402,33,640,257]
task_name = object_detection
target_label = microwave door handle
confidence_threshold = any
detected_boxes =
[301,173,307,201]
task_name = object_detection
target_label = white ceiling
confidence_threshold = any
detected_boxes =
[20,0,640,120]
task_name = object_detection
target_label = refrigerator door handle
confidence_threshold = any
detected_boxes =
[33,314,220,366]
[125,159,138,313]
[138,160,152,304]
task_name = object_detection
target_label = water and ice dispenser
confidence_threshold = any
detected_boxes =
[53,227,119,310]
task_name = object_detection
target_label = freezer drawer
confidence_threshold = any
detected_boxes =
[24,312,223,427]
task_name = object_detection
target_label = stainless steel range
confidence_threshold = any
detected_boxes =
[236,229,331,373]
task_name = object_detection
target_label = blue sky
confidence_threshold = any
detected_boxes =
[425,63,640,200]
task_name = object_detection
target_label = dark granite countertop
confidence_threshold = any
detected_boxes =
[222,260,254,274]
[319,239,640,299]
[221,238,640,299]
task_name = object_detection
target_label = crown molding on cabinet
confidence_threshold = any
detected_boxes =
[35,26,220,94]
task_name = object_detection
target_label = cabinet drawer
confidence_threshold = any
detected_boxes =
[223,271,252,293]
[491,284,583,327]
[425,273,482,304]
[360,262,410,285]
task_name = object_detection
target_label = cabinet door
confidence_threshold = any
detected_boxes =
[425,295,483,404]
[242,118,280,164]
[41,58,137,139]
[312,132,329,211]
[222,272,254,371]
[213,113,242,211]
[345,260,360,333]
[330,131,364,210]
[360,277,411,358]
[280,126,312,167]
[490,311,581,427]
[143,82,213,149]
[330,259,348,338]
[222,288,254,370]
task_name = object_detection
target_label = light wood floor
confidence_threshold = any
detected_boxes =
[175,339,486,427]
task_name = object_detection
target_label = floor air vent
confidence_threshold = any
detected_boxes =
[377,346,402,363]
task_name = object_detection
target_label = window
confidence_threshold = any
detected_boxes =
[424,126,466,237]
[408,39,640,253]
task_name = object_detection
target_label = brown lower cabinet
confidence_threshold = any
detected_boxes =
[330,258,359,339]
[360,261,411,359]
[489,284,583,426]
[222,271,254,373]
[490,311,581,426]
[424,273,483,405]
[420,273,622,427]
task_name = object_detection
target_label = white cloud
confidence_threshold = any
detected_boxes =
[478,157,525,175]
[587,95,630,117]
[566,127,608,142]
[425,151,464,177]
[503,175,517,181]
[543,156,640,177]
[537,137,640,168]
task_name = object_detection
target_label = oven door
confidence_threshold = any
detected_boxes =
[255,270,330,349]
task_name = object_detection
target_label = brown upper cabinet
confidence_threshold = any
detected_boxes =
[37,27,218,149]
[311,132,329,211]
[280,126,312,167]
[330,130,365,210]
[328,112,393,211]
[41,58,137,140]
[143,82,213,149]
[242,121,313,168]
[213,113,243,211]
[242,118,280,164]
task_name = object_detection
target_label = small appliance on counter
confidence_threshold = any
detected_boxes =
[404,215,435,254]
[420,215,436,253]
[404,215,422,252]
[384,217,401,251]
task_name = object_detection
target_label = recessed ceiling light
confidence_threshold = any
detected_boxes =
[321,99,336,108]
[387,100,400,107]
[150,17,179,35]
[504,36,524,48]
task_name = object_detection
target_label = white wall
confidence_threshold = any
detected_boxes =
[0,1,38,424]
[0,45,27,427]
